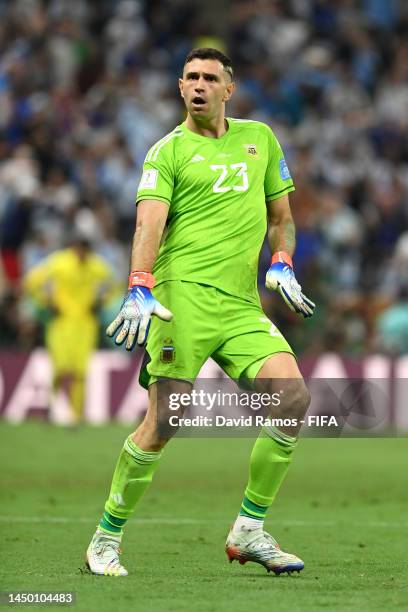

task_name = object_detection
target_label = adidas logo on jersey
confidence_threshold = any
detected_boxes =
[190,154,205,163]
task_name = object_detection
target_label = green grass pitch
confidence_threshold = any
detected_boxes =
[1,422,407,611]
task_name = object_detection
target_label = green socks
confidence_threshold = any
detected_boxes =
[99,427,296,537]
[240,426,297,520]
[99,511,126,535]
[99,435,162,536]
[240,496,268,520]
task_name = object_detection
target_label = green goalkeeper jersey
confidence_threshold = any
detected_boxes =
[136,118,295,305]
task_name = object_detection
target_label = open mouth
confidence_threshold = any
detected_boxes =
[192,96,206,106]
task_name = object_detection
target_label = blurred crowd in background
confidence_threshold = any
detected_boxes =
[1,0,408,357]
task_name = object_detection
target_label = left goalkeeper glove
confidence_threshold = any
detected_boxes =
[265,251,315,318]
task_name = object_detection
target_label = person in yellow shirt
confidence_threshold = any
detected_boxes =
[24,235,117,423]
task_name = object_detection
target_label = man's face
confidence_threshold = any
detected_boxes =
[179,58,235,120]
[73,242,91,262]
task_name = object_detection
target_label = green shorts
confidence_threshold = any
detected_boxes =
[139,281,294,389]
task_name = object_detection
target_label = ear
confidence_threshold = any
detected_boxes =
[222,81,235,102]
[178,78,185,98]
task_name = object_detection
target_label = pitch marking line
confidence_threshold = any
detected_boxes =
[0,516,406,528]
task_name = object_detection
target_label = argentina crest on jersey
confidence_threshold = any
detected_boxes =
[243,144,258,156]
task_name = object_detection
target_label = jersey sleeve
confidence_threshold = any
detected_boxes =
[136,138,175,206]
[264,126,295,202]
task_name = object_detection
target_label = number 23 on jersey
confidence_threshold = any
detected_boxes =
[210,162,249,193]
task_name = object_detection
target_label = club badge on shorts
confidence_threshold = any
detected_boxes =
[160,338,176,363]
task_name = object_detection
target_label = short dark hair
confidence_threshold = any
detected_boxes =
[184,47,233,80]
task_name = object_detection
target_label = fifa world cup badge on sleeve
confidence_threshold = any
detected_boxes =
[139,169,159,190]
[279,158,291,180]
[160,338,176,363]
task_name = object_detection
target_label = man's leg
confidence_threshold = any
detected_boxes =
[86,379,191,576]
[226,353,310,575]
[69,373,86,423]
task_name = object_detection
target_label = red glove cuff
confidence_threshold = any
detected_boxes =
[128,271,156,289]
[271,251,293,268]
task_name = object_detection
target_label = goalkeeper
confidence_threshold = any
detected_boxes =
[24,235,116,424]
[86,48,315,577]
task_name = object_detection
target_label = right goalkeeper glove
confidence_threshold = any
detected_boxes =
[106,271,173,350]
[265,251,315,318]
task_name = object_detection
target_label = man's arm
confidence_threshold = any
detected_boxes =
[265,194,315,318]
[266,194,295,257]
[130,200,169,271]
[106,200,173,349]
[23,255,56,309]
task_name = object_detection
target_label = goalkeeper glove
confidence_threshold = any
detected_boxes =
[265,251,315,318]
[106,271,173,350]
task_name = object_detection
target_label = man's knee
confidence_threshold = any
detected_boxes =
[269,378,311,421]
[132,378,192,451]
[289,380,311,419]
[155,378,191,438]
